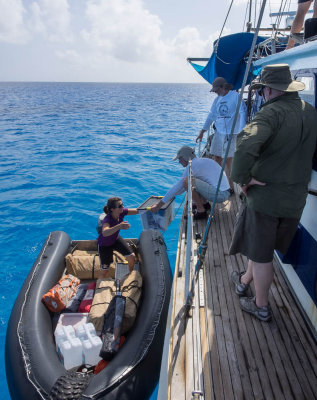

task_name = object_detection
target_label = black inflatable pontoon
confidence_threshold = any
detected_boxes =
[5,230,172,400]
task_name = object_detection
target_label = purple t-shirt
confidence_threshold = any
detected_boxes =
[98,208,128,247]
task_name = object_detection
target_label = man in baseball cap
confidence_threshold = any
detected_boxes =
[172,145,196,161]
[151,145,230,220]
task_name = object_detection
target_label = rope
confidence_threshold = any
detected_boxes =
[17,233,52,399]
[216,0,234,46]
[214,0,235,65]
[243,0,250,31]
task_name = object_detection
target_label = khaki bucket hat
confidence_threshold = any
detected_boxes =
[250,64,305,92]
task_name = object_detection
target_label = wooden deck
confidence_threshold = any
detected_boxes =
[164,190,317,400]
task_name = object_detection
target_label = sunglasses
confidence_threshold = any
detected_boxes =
[258,87,267,97]
[115,204,124,209]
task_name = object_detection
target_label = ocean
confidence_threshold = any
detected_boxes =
[0,81,210,399]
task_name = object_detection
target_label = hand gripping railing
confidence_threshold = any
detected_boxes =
[198,126,214,158]
[185,0,267,314]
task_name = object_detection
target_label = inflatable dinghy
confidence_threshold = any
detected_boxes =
[6,229,172,399]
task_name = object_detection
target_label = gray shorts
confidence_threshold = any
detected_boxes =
[229,202,299,263]
[210,132,237,158]
[194,178,229,203]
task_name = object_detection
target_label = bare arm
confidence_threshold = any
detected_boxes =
[102,221,130,237]
[151,200,164,213]
[127,208,138,215]
[196,129,206,143]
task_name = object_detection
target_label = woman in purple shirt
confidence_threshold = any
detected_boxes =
[98,197,138,277]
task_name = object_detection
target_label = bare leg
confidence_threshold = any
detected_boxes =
[126,253,135,271]
[225,157,234,190]
[192,189,206,212]
[252,260,274,307]
[241,259,254,285]
[183,177,206,213]
[214,155,222,167]
[99,268,110,279]
[314,0,317,17]
[213,155,233,189]
[286,1,312,49]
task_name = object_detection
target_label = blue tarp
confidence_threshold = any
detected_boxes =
[189,32,267,90]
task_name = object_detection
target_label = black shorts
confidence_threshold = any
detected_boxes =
[98,236,133,268]
[229,203,299,263]
[298,0,312,3]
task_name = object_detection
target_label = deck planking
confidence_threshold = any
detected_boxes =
[167,189,317,400]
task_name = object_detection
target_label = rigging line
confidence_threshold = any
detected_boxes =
[214,0,234,65]
[254,0,258,28]
[215,0,234,55]
[192,0,268,281]
[243,0,250,31]
[274,0,287,31]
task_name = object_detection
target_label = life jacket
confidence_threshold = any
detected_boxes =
[42,274,80,313]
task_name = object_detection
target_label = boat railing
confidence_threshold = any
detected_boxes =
[198,126,214,158]
[184,160,194,309]
[157,161,205,399]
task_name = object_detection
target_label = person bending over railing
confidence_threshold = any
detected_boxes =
[151,146,230,221]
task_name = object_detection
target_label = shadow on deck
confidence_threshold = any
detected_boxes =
[168,190,317,400]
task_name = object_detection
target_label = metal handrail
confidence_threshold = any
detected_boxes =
[198,126,214,157]
[184,160,194,305]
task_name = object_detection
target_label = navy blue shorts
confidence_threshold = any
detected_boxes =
[298,0,312,3]
[98,236,133,268]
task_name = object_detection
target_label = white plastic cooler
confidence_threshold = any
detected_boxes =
[138,196,174,231]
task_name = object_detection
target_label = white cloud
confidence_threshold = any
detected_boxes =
[170,27,216,59]
[28,0,73,42]
[0,0,230,82]
[55,49,84,66]
[0,0,29,43]
[233,0,248,5]
[0,0,73,44]
[82,0,167,63]
[80,0,217,70]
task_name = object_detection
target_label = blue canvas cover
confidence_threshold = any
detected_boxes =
[189,32,267,90]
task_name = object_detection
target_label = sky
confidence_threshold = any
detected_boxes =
[0,0,302,83]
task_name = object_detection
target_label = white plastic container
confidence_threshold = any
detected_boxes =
[55,325,83,370]
[55,312,88,332]
[75,323,102,366]
[138,196,175,231]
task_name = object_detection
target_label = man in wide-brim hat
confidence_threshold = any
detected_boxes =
[249,63,305,92]
[229,63,317,322]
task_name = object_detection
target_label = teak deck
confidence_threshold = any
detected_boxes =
[167,190,317,400]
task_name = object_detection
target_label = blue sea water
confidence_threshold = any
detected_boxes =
[0,81,210,400]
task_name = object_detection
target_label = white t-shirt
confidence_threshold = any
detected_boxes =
[162,157,230,203]
[203,90,247,135]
